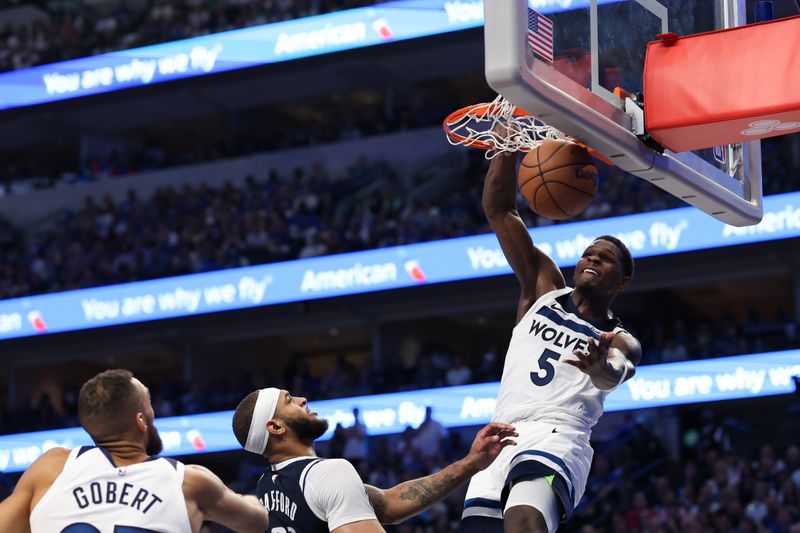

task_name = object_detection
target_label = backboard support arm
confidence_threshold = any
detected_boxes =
[484,0,763,226]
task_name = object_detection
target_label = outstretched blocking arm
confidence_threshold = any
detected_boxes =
[0,489,31,533]
[183,464,268,533]
[0,447,70,533]
[364,422,517,524]
[482,154,565,323]
[564,330,642,390]
[0,465,36,533]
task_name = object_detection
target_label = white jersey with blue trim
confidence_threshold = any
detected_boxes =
[29,446,192,533]
[493,287,627,431]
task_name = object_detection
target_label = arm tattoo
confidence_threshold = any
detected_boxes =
[397,474,457,505]
[375,460,475,523]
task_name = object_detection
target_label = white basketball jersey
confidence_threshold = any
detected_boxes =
[493,288,626,431]
[30,446,192,533]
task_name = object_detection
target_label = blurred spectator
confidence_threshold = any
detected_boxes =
[445,356,472,386]
[411,406,448,459]
[3,133,800,302]
[476,347,501,383]
[328,423,347,459]
[320,355,356,399]
[698,410,733,454]
[0,0,385,73]
[412,355,441,390]
[342,408,369,463]
[661,339,689,363]
[0,300,798,437]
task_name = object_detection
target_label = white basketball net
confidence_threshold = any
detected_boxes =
[444,95,568,158]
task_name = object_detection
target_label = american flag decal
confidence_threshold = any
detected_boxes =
[527,7,554,63]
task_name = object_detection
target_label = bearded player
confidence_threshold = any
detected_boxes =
[460,154,642,533]
[0,369,268,532]
[233,387,518,532]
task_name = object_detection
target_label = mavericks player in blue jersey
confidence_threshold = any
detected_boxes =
[460,154,642,533]
[232,387,518,532]
[0,369,269,533]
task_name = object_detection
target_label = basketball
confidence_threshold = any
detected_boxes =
[517,139,598,220]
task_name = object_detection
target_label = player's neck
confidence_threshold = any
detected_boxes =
[570,288,613,321]
[95,441,151,466]
[268,442,317,464]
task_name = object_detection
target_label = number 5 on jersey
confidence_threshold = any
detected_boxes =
[530,348,561,386]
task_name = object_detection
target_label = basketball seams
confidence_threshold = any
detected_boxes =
[545,181,595,217]
[531,182,540,213]
[519,144,543,189]
[541,180,570,218]
[520,164,596,190]
[533,139,570,168]
[534,182,553,218]
[544,179,596,197]
[519,171,538,189]
[520,141,590,169]
[522,162,597,175]
[518,140,598,220]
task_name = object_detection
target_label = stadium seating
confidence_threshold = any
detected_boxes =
[0,0,384,72]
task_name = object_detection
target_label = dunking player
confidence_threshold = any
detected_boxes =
[0,369,268,533]
[232,387,518,532]
[460,154,642,533]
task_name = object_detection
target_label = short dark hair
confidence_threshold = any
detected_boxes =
[594,235,634,279]
[232,390,259,449]
[78,369,142,441]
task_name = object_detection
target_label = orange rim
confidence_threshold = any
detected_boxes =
[443,102,529,150]
[443,102,614,166]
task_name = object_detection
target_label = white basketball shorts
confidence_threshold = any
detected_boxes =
[461,418,593,523]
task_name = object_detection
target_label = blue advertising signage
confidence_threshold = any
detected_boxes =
[0,0,615,111]
[0,0,483,111]
[1,190,799,341]
[0,350,797,473]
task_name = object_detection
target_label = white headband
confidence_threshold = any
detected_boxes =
[244,387,280,455]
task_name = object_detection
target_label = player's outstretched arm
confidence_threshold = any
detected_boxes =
[564,331,642,390]
[482,154,565,322]
[0,487,32,533]
[0,447,69,533]
[183,464,268,533]
[364,422,517,524]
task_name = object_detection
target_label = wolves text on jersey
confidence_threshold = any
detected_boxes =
[529,319,590,354]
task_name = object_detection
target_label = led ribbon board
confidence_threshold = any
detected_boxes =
[0,350,796,473]
[1,191,799,341]
[0,0,619,111]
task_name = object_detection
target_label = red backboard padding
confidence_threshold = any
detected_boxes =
[644,15,800,153]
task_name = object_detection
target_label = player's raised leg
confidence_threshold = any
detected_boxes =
[503,478,560,533]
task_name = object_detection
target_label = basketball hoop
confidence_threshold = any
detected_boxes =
[443,95,568,158]
[444,95,613,165]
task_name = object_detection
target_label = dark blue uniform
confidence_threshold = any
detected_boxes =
[256,458,328,533]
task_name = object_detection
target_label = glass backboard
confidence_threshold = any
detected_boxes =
[484,0,763,226]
